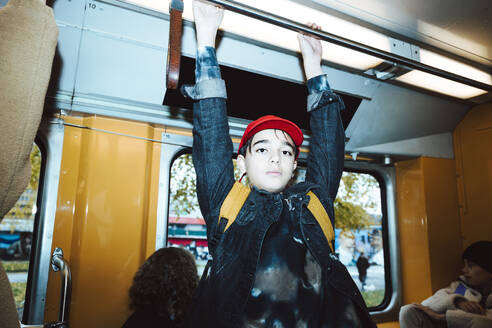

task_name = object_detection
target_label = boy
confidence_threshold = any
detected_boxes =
[400,241,492,328]
[182,1,375,327]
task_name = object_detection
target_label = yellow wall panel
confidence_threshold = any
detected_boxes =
[46,115,166,327]
[421,158,462,292]
[395,159,432,304]
[395,157,461,305]
[453,103,492,248]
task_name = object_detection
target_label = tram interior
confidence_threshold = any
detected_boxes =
[0,0,491,327]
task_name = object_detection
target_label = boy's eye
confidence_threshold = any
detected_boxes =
[256,148,267,153]
[282,150,293,156]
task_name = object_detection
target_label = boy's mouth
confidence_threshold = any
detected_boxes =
[266,171,281,176]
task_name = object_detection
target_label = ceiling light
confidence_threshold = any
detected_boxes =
[180,0,388,70]
[396,70,488,99]
[419,49,492,86]
[117,0,385,70]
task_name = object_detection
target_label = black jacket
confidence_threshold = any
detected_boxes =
[186,75,375,328]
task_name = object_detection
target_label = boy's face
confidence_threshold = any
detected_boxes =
[462,259,492,287]
[237,129,297,193]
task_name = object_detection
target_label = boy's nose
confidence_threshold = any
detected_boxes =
[270,153,280,163]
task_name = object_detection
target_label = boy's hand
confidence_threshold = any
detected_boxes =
[297,23,323,80]
[193,0,224,48]
[455,299,486,315]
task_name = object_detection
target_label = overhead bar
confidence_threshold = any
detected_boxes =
[207,0,492,92]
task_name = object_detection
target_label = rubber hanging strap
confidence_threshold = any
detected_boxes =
[166,0,184,89]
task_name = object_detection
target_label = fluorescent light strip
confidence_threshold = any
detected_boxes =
[222,12,385,70]
[396,71,487,99]
[122,0,387,70]
[419,49,492,86]
[181,0,389,70]
[237,0,389,49]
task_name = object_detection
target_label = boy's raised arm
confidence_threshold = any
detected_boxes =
[299,25,345,200]
[184,1,234,230]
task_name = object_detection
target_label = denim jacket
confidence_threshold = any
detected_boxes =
[183,48,375,328]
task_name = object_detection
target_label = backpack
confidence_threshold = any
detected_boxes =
[218,181,335,252]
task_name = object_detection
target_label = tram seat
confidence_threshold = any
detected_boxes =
[0,0,58,326]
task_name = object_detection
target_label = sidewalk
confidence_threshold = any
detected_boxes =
[7,272,27,283]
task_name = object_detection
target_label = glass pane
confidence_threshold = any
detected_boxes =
[168,153,243,275]
[168,154,386,307]
[294,170,385,306]
[168,153,206,275]
[334,172,384,307]
[1,143,41,319]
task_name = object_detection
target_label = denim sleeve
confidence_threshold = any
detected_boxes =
[186,47,235,238]
[305,74,345,201]
[195,46,221,83]
[181,46,227,100]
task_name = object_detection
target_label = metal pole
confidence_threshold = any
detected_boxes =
[207,0,492,92]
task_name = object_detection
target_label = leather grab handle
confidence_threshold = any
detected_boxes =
[166,0,184,89]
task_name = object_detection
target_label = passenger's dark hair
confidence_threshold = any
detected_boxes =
[462,241,492,274]
[128,247,198,327]
[238,129,299,158]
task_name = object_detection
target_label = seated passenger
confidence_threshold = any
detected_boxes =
[399,241,492,328]
[122,247,198,328]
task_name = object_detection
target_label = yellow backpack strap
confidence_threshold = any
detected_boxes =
[218,184,334,252]
[218,181,251,232]
[307,191,335,253]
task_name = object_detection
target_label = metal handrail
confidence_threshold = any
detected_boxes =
[50,248,72,325]
[207,0,492,92]
[19,248,71,328]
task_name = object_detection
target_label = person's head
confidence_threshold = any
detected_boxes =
[237,115,303,193]
[338,232,355,250]
[461,241,492,288]
[129,247,198,326]
[370,230,382,251]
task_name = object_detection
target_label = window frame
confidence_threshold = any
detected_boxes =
[22,119,65,325]
[342,161,399,321]
[163,141,400,321]
[339,168,391,310]
[292,155,398,317]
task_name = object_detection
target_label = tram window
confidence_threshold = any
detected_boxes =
[294,169,386,308]
[0,143,41,319]
[168,153,387,308]
[341,171,386,309]
[168,153,243,275]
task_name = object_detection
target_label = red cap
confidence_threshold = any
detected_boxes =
[239,115,303,158]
